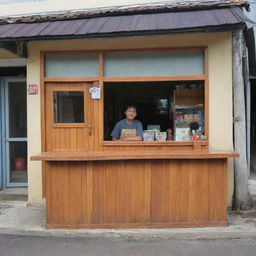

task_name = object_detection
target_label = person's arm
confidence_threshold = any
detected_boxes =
[111,121,121,140]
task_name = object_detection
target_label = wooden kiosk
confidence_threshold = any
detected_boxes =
[32,48,238,229]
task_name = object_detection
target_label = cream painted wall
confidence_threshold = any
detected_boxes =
[27,32,234,206]
[26,46,42,206]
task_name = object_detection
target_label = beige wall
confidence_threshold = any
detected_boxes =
[27,32,234,206]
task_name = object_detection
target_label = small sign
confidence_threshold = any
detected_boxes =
[28,84,38,95]
[89,87,101,99]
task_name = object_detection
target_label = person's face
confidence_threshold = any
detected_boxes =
[125,107,137,120]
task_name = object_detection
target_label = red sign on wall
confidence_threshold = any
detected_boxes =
[28,84,38,95]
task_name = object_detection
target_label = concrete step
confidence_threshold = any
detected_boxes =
[0,188,28,201]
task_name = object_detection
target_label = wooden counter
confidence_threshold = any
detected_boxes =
[31,150,238,161]
[32,151,238,229]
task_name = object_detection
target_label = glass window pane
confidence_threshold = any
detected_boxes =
[104,50,204,77]
[45,53,99,77]
[53,91,84,123]
[8,82,27,138]
[9,141,27,183]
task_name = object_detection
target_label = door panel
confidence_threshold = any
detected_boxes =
[45,82,93,152]
[5,79,27,186]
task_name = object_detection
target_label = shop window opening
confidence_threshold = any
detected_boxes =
[104,81,205,142]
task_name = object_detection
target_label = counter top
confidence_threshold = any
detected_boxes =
[31,150,239,161]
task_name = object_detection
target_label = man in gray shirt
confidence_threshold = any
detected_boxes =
[111,105,143,141]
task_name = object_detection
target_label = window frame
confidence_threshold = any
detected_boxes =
[41,47,209,147]
[52,90,85,125]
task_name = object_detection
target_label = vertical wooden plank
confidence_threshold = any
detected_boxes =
[54,129,60,151]
[91,162,100,223]
[65,128,70,150]
[60,128,65,150]
[197,160,210,221]
[186,160,209,222]
[172,160,183,222]
[50,162,64,224]
[150,160,164,222]
[130,160,146,222]
[208,159,227,222]
[81,162,93,223]
[221,159,228,221]
[115,161,124,223]
[151,159,181,223]
[67,162,82,224]
[166,160,178,222]
[70,128,76,150]
[101,160,150,224]
[179,160,189,222]
[162,160,174,222]
[103,161,117,223]
[61,162,69,224]
[144,160,151,223]
[162,160,171,222]
[122,161,132,223]
[76,128,82,151]
[45,162,52,224]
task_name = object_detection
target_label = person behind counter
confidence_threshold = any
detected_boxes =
[111,105,143,141]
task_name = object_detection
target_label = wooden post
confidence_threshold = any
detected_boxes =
[232,30,251,210]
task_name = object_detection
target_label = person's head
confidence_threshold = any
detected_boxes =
[124,105,137,121]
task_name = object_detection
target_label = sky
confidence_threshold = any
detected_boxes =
[0,0,254,17]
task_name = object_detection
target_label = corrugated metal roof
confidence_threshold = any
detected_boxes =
[0,7,254,41]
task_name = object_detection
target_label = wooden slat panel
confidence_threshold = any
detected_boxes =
[45,159,228,228]
[95,162,104,223]
[45,162,52,224]
[49,162,65,224]
[61,162,69,224]
[81,162,93,223]
[185,160,208,222]
[208,159,227,222]
[170,160,183,222]
[150,160,164,222]
[66,162,82,224]
[151,160,183,223]
[101,160,150,223]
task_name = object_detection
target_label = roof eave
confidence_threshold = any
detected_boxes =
[0,23,246,42]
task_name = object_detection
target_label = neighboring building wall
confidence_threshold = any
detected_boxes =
[0,49,20,59]
[27,32,234,206]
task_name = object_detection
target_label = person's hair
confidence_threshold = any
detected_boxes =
[124,104,137,112]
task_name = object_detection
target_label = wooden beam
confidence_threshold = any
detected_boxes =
[30,150,239,161]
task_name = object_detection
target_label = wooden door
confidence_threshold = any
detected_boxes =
[45,82,95,152]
